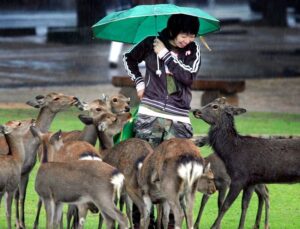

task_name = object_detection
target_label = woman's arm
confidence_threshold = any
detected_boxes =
[123,37,153,92]
[156,40,201,86]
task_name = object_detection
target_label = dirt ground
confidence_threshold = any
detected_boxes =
[0,77,299,114]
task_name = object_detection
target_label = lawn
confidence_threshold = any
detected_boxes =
[0,108,299,229]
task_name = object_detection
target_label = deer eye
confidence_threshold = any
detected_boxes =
[96,108,102,112]
[54,97,60,101]
[212,104,218,109]
[112,98,118,103]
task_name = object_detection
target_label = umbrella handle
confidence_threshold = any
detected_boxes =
[156,54,162,76]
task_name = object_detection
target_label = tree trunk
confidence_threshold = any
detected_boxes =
[76,0,106,28]
[263,0,287,27]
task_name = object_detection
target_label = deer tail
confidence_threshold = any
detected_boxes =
[177,154,203,188]
[110,169,125,200]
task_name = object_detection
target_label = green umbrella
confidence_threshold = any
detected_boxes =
[92,4,220,44]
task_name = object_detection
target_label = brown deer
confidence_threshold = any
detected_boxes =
[0,119,35,229]
[0,92,81,229]
[81,112,214,229]
[137,138,207,229]
[62,94,130,145]
[35,159,128,229]
[156,160,216,229]
[33,111,130,229]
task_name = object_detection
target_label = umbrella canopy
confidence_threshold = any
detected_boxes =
[92,4,220,44]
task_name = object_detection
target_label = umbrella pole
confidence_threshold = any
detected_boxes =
[154,15,162,76]
[156,54,162,76]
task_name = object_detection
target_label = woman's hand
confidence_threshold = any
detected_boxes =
[137,89,144,100]
[153,38,166,54]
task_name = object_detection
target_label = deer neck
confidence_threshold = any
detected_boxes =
[79,125,98,146]
[5,134,26,163]
[209,118,238,158]
[98,131,114,150]
[35,107,57,133]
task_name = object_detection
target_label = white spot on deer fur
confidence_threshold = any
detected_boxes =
[138,162,143,170]
[143,195,152,214]
[178,162,203,187]
[79,155,102,161]
[79,217,85,225]
[111,173,124,199]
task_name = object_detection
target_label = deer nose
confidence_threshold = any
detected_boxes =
[125,106,130,112]
[193,109,202,118]
[35,95,44,100]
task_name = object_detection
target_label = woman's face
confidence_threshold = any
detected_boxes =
[172,33,196,48]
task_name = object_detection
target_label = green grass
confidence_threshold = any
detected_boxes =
[0,108,300,228]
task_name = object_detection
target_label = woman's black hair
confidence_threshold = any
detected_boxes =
[166,14,200,39]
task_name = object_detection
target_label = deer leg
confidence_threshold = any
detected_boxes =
[5,191,14,229]
[101,206,128,229]
[43,198,55,229]
[261,185,270,229]
[168,199,184,229]
[124,194,133,229]
[101,212,115,229]
[194,194,210,229]
[253,184,264,229]
[238,186,255,229]
[211,182,243,229]
[162,201,170,229]
[33,198,43,229]
[185,191,196,229]
[95,196,128,229]
[156,203,163,229]
[98,213,104,229]
[17,174,30,229]
[77,204,89,229]
[127,189,147,228]
[217,187,228,214]
[264,191,270,229]
[66,205,78,229]
[14,189,21,228]
[53,202,64,229]
[141,194,152,229]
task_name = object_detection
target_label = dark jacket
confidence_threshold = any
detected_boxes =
[123,30,201,117]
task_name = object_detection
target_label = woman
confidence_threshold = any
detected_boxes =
[123,13,201,228]
[123,14,201,147]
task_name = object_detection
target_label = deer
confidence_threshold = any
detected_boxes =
[35,155,128,229]
[61,94,130,145]
[193,153,269,229]
[155,159,216,229]
[0,119,35,229]
[137,138,208,229]
[0,92,82,229]
[32,111,130,229]
[193,97,300,229]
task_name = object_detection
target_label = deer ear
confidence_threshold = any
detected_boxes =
[226,106,246,116]
[101,94,109,102]
[78,114,93,125]
[50,130,62,144]
[234,108,247,115]
[204,162,211,173]
[216,97,226,104]
[26,100,41,108]
[0,125,5,134]
[75,100,88,111]
[98,122,108,132]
